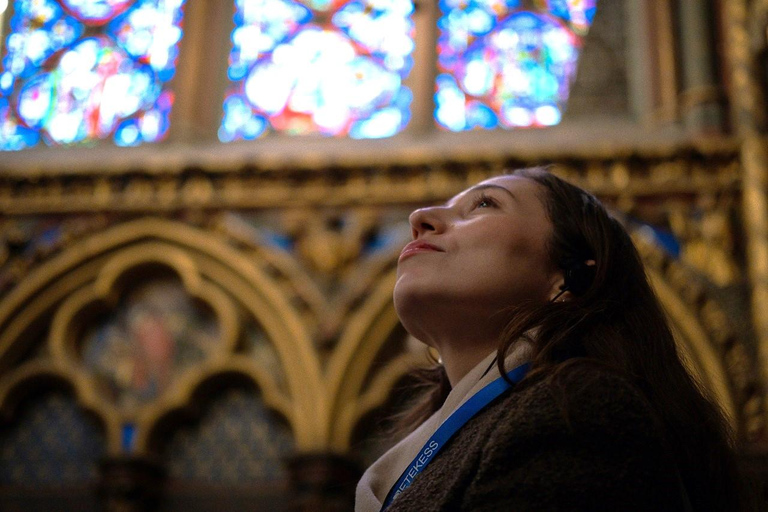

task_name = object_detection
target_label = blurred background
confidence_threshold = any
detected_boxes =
[1,0,767,510]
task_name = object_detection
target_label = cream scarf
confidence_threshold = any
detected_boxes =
[354,341,532,512]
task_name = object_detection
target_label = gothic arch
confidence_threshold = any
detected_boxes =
[325,268,429,451]
[0,218,325,453]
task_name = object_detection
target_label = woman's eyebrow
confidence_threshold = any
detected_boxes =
[446,184,518,206]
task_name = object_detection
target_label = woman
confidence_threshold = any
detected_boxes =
[355,168,746,511]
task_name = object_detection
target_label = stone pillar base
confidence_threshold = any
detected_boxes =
[98,456,166,512]
[287,453,362,512]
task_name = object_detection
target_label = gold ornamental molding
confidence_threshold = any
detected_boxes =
[0,146,741,215]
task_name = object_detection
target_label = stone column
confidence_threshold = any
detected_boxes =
[409,0,438,136]
[98,456,166,512]
[677,0,725,134]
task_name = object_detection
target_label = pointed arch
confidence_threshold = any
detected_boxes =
[0,218,325,453]
[325,268,431,451]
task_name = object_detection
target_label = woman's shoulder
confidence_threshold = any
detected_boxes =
[515,358,651,403]
[450,359,687,512]
[499,359,663,437]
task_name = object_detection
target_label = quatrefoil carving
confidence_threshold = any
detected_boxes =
[49,243,239,413]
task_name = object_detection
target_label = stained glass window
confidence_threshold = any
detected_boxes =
[165,388,294,484]
[219,0,415,141]
[0,0,186,151]
[436,0,596,132]
[0,391,105,485]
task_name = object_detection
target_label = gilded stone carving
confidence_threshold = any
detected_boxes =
[48,244,240,411]
[665,194,740,287]
[0,146,741,214]
[0,219,325,454]
[634,233,762,441]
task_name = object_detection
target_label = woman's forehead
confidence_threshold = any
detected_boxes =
[477,174,532,189]
[448,175,543,206]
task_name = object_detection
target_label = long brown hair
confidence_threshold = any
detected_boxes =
[396,167,748,511]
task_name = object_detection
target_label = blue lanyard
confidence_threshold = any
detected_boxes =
[380,362,530,511]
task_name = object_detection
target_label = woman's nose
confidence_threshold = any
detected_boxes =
[409,206,447,239]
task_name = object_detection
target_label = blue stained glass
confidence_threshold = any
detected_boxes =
[17,72,53,129]
[0,97,38,150]
[121,423,137,452]
[3,0,84,84]
[544,0,596,35]
[15,37,160,145]
[466,101,497,129]
[435,74,467,132]
[334,0,414,68]
[349,87,412,139]
[219,96,269,141]
[437,0,521,62]
[108,0,186,81]
[436,4,595,132]
[229,0,312,81]
[60,0,134,24]
[305,0,339,10]
[0,0,187,151]
[114,90,173,146]
[0,392,105,486]
[221,0,415,140]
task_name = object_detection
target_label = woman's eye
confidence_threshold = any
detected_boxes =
[472,195,496,209]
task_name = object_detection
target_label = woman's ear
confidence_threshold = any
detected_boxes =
[550,259,596,302]
[548,274,571,303]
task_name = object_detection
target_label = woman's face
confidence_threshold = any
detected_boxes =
[394,175,561,341]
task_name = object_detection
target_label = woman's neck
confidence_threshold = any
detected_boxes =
[438,342,498,387]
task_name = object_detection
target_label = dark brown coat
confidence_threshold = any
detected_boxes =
[386,363,689,511]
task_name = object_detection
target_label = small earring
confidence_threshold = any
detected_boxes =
[551,287,568,303]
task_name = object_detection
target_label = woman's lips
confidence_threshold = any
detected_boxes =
[399,241,444,262]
